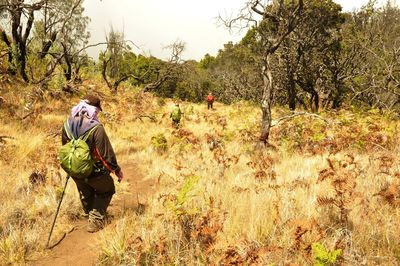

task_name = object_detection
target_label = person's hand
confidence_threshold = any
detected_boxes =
[116,169,124,183]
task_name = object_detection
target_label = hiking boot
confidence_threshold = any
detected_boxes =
[87,219,103,233]
[86,209,106,233]
[80,210,89,219]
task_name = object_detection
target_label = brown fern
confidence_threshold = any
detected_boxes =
[318,168,335,183]
[374,184,400,207]
[248,154,276,182]
[377,155,394,174]
[218,246,244,265]
[191,210,225,256]
[316,154,361,226]
[327,157,335,170]
[289,219,322,253]
[317,196,336,206]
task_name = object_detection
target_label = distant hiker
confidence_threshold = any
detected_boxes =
[60,94,123,233]
[207,92,215,110]
[170,102,182,128]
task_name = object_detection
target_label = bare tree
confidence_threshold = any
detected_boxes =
[0,0,46,82]
[348,1,400,110]
[0,0,90,85]
[100,28,146,92]
[143,40,186,92]
[38,0,84,60]
[222,0,303,147]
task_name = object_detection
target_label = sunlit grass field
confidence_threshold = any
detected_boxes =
[1,83,399,265]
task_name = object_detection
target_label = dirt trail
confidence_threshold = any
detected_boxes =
[32,163,155,266]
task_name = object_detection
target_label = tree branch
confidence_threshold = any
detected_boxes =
[271,111,328,127]
[101,56,112,89]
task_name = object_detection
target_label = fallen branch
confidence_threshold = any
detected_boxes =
[133,114,157,122]
[371,142,389,152]
[271,112,329,127]
[0,135,14,144]
[47,130,61,138]
[21,111,35,120]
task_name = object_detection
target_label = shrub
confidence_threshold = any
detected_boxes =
[312,242,342,266]
[151,133,168,152]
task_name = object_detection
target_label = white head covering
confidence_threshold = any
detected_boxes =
[71,100,99,121]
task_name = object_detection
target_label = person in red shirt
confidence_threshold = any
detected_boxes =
[207,92,215,110]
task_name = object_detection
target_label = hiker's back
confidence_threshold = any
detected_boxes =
[60,95,123,233]
[64,115,100,149]
[171,106,182,121]
[59,117,99,179]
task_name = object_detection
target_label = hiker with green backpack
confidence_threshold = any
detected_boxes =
[60,95,123,233]
[170,102,183,128]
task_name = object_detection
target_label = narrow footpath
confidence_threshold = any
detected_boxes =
[32,163,155,266]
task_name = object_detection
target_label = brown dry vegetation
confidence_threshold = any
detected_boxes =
[1,82,400,265]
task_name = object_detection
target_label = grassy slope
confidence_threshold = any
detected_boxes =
[0,83,400,265]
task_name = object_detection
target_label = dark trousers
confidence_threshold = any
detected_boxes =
[72,174,115,215]
[207,101,213,109]
[172,119,180,128]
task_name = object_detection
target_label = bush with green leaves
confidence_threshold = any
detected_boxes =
[312,243,342,266]
[165,175,200,217]
[151,133,168,152]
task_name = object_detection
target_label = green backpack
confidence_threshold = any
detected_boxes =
[171,106,182,121]
[59,122,98,179]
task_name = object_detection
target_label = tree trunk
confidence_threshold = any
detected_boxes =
[39,31,57,59]
[101,57,113,90]
[259,54,273,146]
[283,39,296,111]
[288,71,296,111]
[332,73,344,109]
[0,31,11,61]
[18,43,29,82]
[10,6,33,82]
[0,30,16,75]
[63,47,72,81]
[310,89,319,112]
[64,60,72,81]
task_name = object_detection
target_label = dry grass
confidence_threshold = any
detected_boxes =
[1,83,400,265]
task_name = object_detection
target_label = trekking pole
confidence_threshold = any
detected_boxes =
[46,175,69,249]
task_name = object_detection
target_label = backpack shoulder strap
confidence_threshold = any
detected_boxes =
[82,125,99,142]
[64,120,74,140]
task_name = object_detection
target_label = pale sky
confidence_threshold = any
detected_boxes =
[82,0,390,61]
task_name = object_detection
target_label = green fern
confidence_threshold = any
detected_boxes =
[151,133,168,152]
[167,175,201,216]
[176,175,200,205]
[312,243,342,266]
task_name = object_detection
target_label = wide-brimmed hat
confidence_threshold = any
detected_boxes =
[83,94,102,111]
